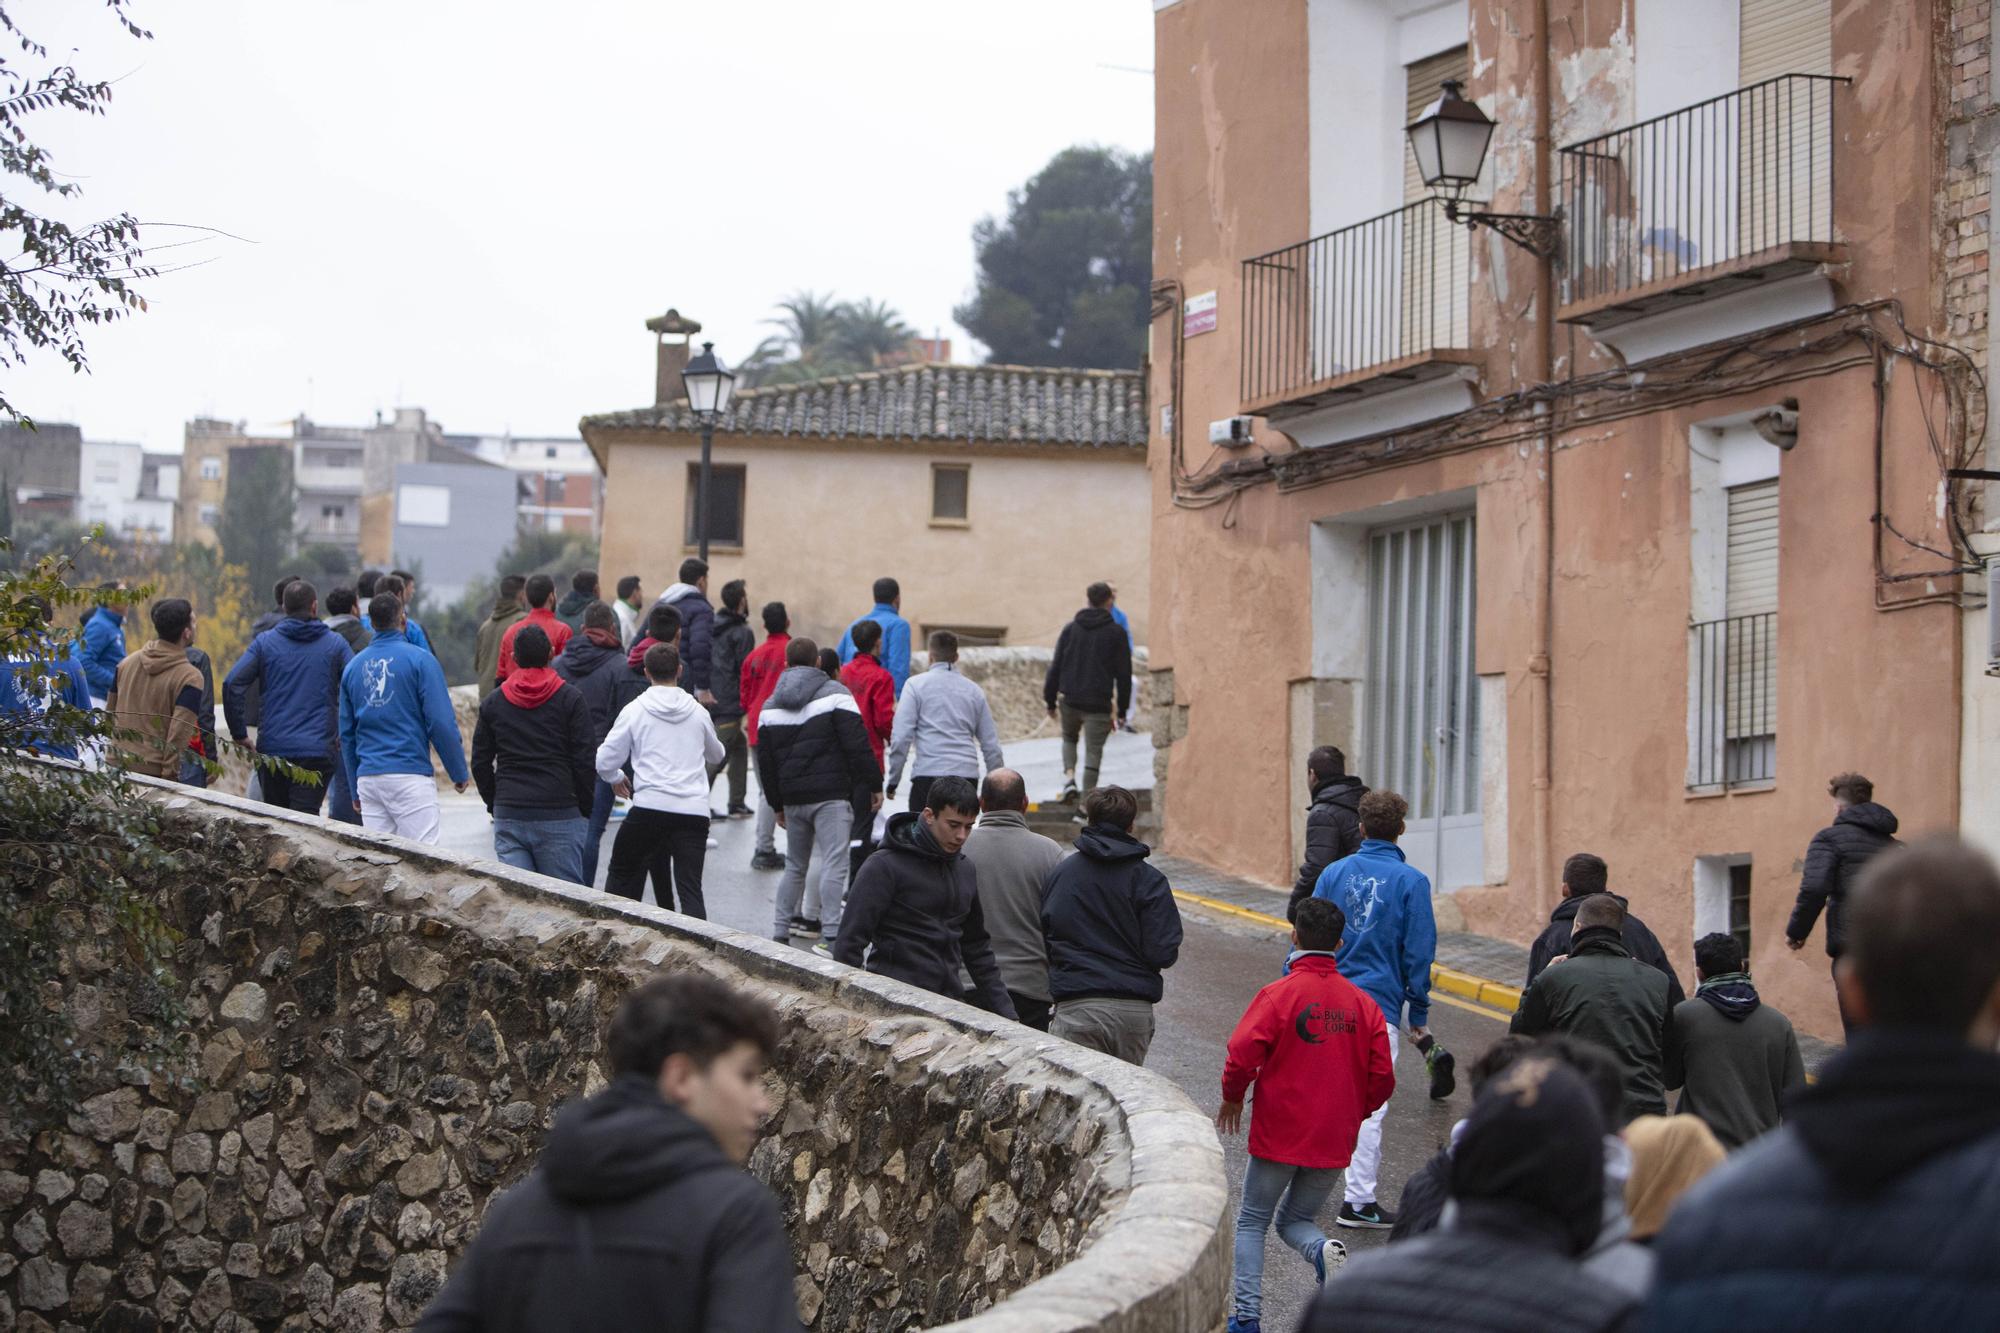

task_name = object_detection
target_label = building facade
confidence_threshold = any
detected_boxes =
[79,440,177,541]
[1150,0,1987,1038]
[465,433,604,536]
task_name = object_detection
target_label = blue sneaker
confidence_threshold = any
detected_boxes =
[1313,1237,1345,1284]
[1225,1319,1261,1333]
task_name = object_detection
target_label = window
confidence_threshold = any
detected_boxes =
[1688,421,1781,789]
[1728,862,1754,958]
[198,504,220,527]
[921,623,1007,648]
[321,504,345,520]
[199,457,222,481]
[1404,47,1470,205]
[931,464,970,524]
[397,484,451,528]
[684,464,745,547]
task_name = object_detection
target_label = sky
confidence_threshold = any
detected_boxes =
[8,1,1154,453]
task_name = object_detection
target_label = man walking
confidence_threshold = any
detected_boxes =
[1310,789,1436,1230]
[839,618,896,874]
[339,592,470,842]
[961,768,1063,1029]
[754,638,881,955]
[1663,932,1806,1149]
[223,579,353,813]
[596,643,724,917]
[837,576,911,695]
[106,597,206,780]
[80,591,128,706]
[387,570,436,654]
[1218,897,1396,1332]
[415,973,799,1333]
[657,558,716,705]
[1511,893,1674,1124]
[1286,746,1367,922]
[740,602,792,874]
[833,776,1016,1018]
[1786,770,1898,1035]
[496,573,572,683]
[1527,852,1685,1006]
[472,625,596,884]
[324,586,373,653]
[885,630,1002,815]
[475,575,527,699]
[612,575,645,647]
[555,569,598,635]
[1044,785,1183,1064]
[1043,581,1133,802]
[708,578,757,820]
[556,601,632,885]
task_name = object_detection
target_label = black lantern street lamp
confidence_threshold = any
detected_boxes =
[1407,80,1561,259]
[680,341,736,561]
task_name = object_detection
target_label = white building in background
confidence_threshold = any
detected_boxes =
[79,440,177,542]
[464,433,602,537]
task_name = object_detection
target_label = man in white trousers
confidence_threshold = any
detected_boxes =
[339,593,469,842]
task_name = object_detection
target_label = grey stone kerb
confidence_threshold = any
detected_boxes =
[130,779,1230,1331]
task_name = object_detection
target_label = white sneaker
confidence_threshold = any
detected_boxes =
[705,836,719,849]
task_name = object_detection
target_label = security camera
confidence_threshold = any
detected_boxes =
[1753,400,1800,450]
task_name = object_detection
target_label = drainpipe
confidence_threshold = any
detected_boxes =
[1530,0,1558,913]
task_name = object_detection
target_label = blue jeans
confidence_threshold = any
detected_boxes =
[581,778,618,886]
[1232,1156,1341,1322]
[492,815,589,885]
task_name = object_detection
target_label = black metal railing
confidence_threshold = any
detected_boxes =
[1560,74,1848,307]
[1689,612,1776,788]
[1240,197,1469,408]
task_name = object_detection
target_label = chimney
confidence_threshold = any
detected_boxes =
[646,308,702,406]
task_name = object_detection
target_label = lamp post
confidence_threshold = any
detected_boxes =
[680,341,736,562]
[1407,79,1562,259]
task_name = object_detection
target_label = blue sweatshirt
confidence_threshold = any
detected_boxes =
[0,635,93,759]
[339,628,469,784]
[80,607,126,698]
[838,603,911,695]
[1313,838,1436,1029]
[222,617,352,761]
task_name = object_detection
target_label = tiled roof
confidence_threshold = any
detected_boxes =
[580,362,1146,450]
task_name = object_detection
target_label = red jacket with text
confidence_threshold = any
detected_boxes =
[1221,953,1395,1168]
[840,652,896,764]
[739,633,791,747]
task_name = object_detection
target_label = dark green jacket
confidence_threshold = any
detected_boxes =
[1510,928,1673,1123]
[1663,985,1806,1149]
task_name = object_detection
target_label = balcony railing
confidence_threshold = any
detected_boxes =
[1689,612,1776,789]
[1560,74,1848,316]
[1240,197,1470,415]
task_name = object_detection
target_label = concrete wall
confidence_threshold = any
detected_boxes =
[0,782,1227,1331]
[389,462,518,609]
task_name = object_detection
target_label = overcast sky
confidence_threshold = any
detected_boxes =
[10,1,1153,453]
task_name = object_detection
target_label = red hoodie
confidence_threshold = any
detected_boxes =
[496,608,572,682]
[740,632,790,745]
[1221,954,1395,1168]
[500,666,564,709]
[840,652,895,763]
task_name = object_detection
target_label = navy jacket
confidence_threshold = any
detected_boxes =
[553,632,628,745]
[1043,824,1183,1004]
[80,606,126,698]
[223,617,353,762]
[659,584,714,694]
[1787,802,1899,956]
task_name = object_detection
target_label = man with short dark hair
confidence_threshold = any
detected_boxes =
[339,592,469,843]
[415,973,799,1333]
[885,629,1002,815]
[839,617,896,875]
[1648,838,2000,1329]
[357,569,383,601]
[106,597,206,780]
[1787,770,1899,1036]
[1526,851,1684,1006]
[224,579,354,813]
[833,776,1015,1017]
[838,575,911,695]
[1664,932,1805,1150]
[555,569,598,635]
[1044,785,1182,1064]
[740,602,792,873]
[962,768,1063,1029]
[496,573,572,682]
[556,600,633,885]
[708,578,757,819]
[388,569,436,654]
[472,624,596,883]
[612,574,645,646]
[324,586,373,653]
[475,575,529,699]
[1044,581,1133,803]
[596,642,724,916]
[657,557,716,706]
[1287,745,1368,922]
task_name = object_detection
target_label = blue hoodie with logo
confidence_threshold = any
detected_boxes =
[1312,838,1436,1029]
[222,617,353,761]
[339,627,468,785]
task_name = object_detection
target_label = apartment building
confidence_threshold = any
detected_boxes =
[466,433,604,537]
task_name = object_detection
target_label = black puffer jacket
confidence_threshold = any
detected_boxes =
[415,1073,802,1333]
[752,666,880,807]
[833,812,1014,1017]
[1043,607,1132,715]
[553,633,628,745]
[1043,824,1183,1004]
[1288,774,1367,919]
[709,609,757,719]
[1512,928,1675,1124]
[1786,802,1898,957]
[1527,894,1686,1008]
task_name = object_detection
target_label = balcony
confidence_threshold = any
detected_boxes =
[1688,612,1776,790]
[1240,198,1475,421]
[1559,75,1849,330]
[296,462,364,494]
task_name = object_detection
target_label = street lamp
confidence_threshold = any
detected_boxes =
[1407,79,1562,259]
[680,340,736,561]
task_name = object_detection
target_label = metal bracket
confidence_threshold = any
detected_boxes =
[1444,199,1564,261]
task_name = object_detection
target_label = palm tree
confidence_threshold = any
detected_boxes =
[833,298,916,368]
[767,290,846,363]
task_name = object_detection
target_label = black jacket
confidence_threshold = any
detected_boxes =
[833,812,1014,1018]
[1287,774,1367,919]
[1646,1029,2000,1331]
[1527,894,1686,1008]
[470,678,596,819]
[415,1073,801,1333]
[709,609,756,720]
[553,633,628,745]
[1043,607,1132,715]
[752,667,880,808]
[186,645,218,762]
[1512,928,1675,1124]
[1786,802,1898,956]
[1043,824,1183,1004]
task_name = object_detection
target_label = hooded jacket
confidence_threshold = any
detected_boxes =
[595,686,725,818]
[1314,839,1436,1029]
[1646,1029,2000,1330]
[1043,824,1183,1004]
[471,668,595,819]
[709,607,757,719]
[1287,774,1368,919]
[1787,801,1899,956]
[832,811,1015,1017]
[80,606,126,698]
[657,583,714,694]
[553,588,594,635]
[1043,606,1133,715]
[326,614,373,655]
[0,634,93,761]
[496,607,573,683]
[1511,927,1674,1123]
[554,629,629,745]
[474,600,527,699]
[414,1072,801,1333]
[1662,975,1806,1149]
[338,628,469,785]
[885,662,1003,787]
[839,652,896,763]
[739,632,790,745]
[107,640,206,778]
[837,603,911,695]
[223,617,353,762]
[1528,893,1686,1008]
[752,666,880,808]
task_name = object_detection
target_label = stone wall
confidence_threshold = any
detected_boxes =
[923,647,1152,744]
[1943,0,1993,373]
[0,782,1226,1331]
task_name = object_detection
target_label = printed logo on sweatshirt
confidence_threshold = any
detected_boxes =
[1293,1002,1359,1045]
[1344,873,1387,932]
[360,657,395,708]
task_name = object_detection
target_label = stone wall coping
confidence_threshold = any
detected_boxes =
[134,775,1229,1331]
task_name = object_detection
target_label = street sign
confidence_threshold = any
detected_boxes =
[1183,290,1217,338]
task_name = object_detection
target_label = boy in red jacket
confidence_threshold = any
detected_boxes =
[1217,897,1395,1333]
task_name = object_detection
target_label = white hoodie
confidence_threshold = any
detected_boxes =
[594,685,724,817]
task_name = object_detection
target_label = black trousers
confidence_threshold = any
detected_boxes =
[1009,992,1052,1032]
[261,757,334,815]
[606,808,709,918]
[849,786,877,880]
[907,774,977,818]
